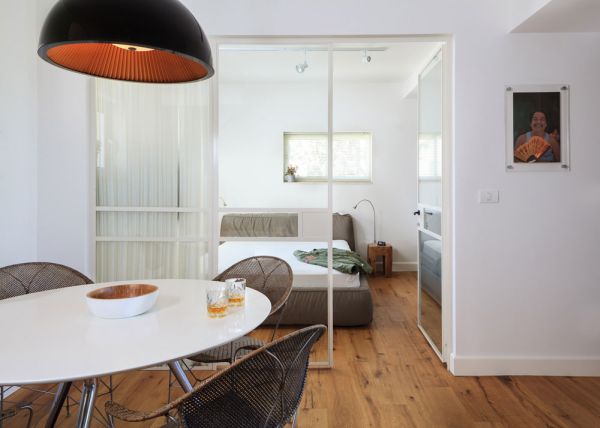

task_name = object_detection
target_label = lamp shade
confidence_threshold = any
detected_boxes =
[38,0,214,83]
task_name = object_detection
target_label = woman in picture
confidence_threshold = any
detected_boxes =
[514,111,560,162]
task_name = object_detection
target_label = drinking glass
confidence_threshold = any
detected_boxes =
[206,282,228,318]
[226,278,246,307]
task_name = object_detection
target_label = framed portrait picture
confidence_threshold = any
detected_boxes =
[505,84,570,171]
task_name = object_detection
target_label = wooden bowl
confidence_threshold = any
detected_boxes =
[86,284,159,318]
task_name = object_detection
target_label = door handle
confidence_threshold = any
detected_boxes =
[424,210,434,216]
[413,210,421,216]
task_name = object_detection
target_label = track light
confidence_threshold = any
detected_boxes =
[296,49,309,73]
[296,62,308,73]
[362,49,372,64]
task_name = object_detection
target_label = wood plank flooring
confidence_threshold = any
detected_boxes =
[4,272,600,427]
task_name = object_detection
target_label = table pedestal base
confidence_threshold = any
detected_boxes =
[167,360,194,392]
[75,379,97,428]
[45,362,193,428]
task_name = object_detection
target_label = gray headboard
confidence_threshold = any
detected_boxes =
[220,212,355,251]
[332,213,355,251]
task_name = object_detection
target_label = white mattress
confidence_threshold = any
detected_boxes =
[218,240,361,289]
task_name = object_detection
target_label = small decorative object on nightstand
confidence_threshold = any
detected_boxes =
[368,243,392,277]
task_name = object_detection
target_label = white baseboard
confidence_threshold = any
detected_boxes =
[392,262,417,272]
[450,353,600,376]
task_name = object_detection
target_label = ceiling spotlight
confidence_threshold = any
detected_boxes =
[362,49,372,64]
[296,62,308,73]
[296,49,309,73]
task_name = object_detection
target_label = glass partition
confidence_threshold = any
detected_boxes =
[95,80,212,282]
[417,51,443,357]
[218,45,329,210]
[217,43,332,366]
[418,54,442,211]
[418,230,442,351]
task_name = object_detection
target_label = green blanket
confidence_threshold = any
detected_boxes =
[293,248,372,275]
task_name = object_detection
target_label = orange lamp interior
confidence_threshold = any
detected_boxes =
[47,43,208,83]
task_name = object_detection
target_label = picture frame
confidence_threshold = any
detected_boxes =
[505,84,570,172]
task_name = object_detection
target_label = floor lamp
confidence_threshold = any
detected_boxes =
[353,199,376,244]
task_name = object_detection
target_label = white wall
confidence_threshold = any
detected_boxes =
[510,0,600,33]
[333,83,417,267]
[508,0,552,31]
[219,80,418,266]
[24,0,600,374]
[219,82,329,209]
[0,2,38,266]
[453,31,600,375]
[36,64,92,276]
[35,0,93,277]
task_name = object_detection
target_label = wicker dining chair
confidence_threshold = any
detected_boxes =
[0,262,109,426]
[190,256,294,364]
[167,256,294,402]
[107,324,325,428]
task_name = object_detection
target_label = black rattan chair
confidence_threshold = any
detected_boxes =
[189,256,294,364]
[106,325,325,428]
[0,262,106,426]
[168,257,294,401]
[0,262,94,299]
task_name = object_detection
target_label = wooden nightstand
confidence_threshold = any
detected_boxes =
[367,243,393,277]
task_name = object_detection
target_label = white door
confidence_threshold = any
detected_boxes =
[416,51,444,360]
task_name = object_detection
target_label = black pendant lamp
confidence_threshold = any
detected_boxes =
[38,0,214,83]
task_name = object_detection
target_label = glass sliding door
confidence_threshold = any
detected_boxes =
[217,42,333,366]
[95,79,212,281]
[416,50,444,359]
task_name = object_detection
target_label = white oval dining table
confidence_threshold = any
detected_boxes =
[0,279,271,428]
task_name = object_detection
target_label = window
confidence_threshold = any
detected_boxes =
[283,132,372,181]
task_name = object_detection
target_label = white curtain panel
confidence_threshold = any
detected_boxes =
[95,79,211,282]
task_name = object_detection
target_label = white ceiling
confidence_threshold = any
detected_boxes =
[512,0,600,33]
[217,42,442,85]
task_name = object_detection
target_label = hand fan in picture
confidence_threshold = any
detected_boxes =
[514,136,550,162]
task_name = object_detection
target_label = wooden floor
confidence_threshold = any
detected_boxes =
[4,272,600,427]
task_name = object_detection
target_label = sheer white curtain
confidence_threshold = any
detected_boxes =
[95,79,211,282]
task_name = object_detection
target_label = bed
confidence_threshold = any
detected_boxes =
[219,213,373,326]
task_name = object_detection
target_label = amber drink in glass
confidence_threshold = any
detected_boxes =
[206,283,228,318]
[226,278,246,307]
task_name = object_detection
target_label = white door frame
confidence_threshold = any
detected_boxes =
[441,39,453,367]
[416,45,453,364]
[209,35,454,370]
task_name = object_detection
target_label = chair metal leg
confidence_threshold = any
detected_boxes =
[45,382,71,428]
[0,385,4,428]
[75,379,98,428]
[20,404,33,428]
[290,409,299,428]
[1,403,33,428]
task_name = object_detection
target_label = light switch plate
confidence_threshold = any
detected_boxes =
[479,190,499,204]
